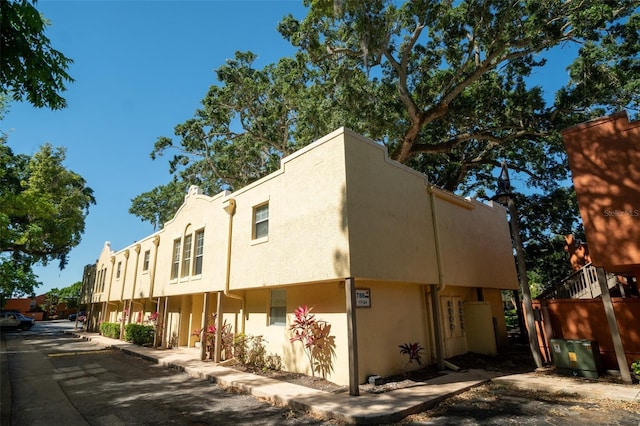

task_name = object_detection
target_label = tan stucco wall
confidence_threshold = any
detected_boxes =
[92,242,114,304]
[126,235,160,300]
[154,188,230,297]
[242,282,350,385]
[434,192,518,289]
[343,131,517,290]
[95,128,516,301]
[355,280,431,380]
[88,127,518,385]
[343,132,439,284]
[226,130,351,289]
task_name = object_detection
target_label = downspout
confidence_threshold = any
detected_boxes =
[148,235,161,302]
[119,249,130,339]
[427,185,445,370]
[119,249,130,302]
[219,198,245,362]
[222,199,244,304]
[128,244,141,324]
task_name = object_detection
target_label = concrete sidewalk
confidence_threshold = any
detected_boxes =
[69,329,640,424]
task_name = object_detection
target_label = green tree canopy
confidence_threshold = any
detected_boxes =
[0,139,95,297]
[136,0,639,289]
[58,280,82,309]
[0,0,74,109]
[129,180,190,231]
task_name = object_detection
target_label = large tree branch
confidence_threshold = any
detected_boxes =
[2,243,68,259]
[409,128,550,155]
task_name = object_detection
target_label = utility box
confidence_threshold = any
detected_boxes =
[550,339,602,379]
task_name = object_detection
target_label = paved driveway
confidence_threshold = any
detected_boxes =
[2,321,337,425]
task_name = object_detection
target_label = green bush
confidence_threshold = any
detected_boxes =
[99,322,121,339]
[233,333,248,364]
[232,334,280,370]
[124,324,155,346]
[504,308,519,330]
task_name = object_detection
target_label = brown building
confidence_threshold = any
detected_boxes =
[562,111,640,283]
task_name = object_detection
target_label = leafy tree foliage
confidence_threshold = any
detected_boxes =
[57,280,82,309]
[515,188,584,288]
[279,0,638,190]
[129,180,190,231]
[0,0,74,109]
[0,139,95,297]
[0,260,39,299]
[137,0,639,289]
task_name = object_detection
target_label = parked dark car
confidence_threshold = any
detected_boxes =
[0,311,35,330]
[68,311,87,322]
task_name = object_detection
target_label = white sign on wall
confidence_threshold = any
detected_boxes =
[355,288,371,308]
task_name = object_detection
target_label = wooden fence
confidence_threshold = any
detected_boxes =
[531,298,640,370]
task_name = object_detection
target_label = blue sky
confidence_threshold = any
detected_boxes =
[4,1,576,295]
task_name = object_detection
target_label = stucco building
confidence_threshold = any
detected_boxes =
[562,111,640,284]
[85,128,518,387]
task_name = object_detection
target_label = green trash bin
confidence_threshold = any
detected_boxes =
[550,339,602,379]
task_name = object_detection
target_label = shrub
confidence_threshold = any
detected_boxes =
[100,322,121,339]
[124,323,155,346]
[264,353,283,371]
[290,305,332,376]
[193,314,233,360]
[246,335,267,369]
[231,334,278,370]
[233,333,248,364]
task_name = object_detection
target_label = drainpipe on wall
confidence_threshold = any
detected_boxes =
[222,199,244,304]
[119,249,130,302]
[222,198,245,342]
[119,249,130,340]
[148,235,161,302]
[427,185,445,370]
[128,245,141,325]
[218,198,245,364]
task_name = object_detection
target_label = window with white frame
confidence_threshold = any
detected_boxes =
[181,234,192,278]
[194,229,204,275]
[171,239,181,279]
[269,289,286,326]
[143,250,150,272]
[116,261,122,279]
[253,203,269,240]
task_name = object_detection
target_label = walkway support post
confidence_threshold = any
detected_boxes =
[200,292,209,361]
[345,277,359,396]
[597,268,632,384]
